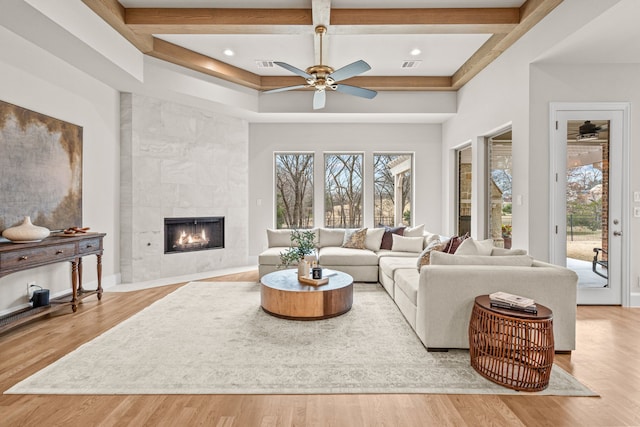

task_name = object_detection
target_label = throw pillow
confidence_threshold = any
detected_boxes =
[443,233,469,254]
[429,251,534,266]
[342,228,368,249]
[380,226,405,250]
[455,237,494,256]
[403,224,425,237]
[365,228,385,251]
[416,239,447,271]
[391,234,424,253]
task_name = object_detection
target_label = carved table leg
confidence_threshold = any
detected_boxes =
[96,254,103,300]
[71,260,78,312]
[77,256,84,294]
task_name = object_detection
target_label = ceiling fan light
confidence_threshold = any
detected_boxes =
[223,49,235,57]
[410,48,421,56]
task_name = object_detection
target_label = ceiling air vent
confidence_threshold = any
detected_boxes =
[255,60,275,69]
[401,60,422,69]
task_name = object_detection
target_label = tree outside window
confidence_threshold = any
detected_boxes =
[324,154,363,228]
[374,154,412,227]
[275,153,313,229]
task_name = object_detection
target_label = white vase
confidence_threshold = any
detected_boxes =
[2,216,50,243]
[298,260,310,279]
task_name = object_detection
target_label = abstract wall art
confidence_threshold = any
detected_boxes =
[0,100,82,233]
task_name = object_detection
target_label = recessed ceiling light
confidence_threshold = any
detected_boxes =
[223,49,235,57]
[410,48,421,56]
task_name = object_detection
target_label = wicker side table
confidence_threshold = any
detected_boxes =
[469,295,554,391]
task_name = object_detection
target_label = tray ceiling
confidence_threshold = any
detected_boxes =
[82,0,562,92]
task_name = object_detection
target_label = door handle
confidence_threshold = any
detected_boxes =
[613,231,622,236]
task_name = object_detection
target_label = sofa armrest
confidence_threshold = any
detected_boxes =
[415,264,577,351]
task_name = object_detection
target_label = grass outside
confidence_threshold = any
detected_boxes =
[567,240,602,262]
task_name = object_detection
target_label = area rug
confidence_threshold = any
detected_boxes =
[6,282,596,396]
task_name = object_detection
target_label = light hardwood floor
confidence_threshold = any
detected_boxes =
[1,270,640,427]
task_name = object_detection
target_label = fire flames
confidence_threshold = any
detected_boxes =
[175,229,209,249]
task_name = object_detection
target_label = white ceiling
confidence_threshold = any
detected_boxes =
[535,0,640,64]
[116,0,527,82]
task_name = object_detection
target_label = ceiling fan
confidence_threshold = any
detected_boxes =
[263,26,377,110]
[572,120,608,141]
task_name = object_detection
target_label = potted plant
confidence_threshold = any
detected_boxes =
[279,229,317,277]
[501,224,512,249]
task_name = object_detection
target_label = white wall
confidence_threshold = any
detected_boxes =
[0,26,120,314]
[441,0,639,305]
[441,0,621,253]
[530,63,640,302]
[248,123,443,259]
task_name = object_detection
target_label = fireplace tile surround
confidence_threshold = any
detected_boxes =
[119,93,249,283]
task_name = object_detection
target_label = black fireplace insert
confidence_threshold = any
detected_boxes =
[164,217,224,254]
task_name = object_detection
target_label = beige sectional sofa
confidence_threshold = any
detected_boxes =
[258,227,578,352]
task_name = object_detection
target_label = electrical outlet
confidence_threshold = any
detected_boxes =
[27,281,36,299]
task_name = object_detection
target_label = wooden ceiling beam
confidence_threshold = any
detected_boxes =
[260,76,453,91]
[331,8,519,33]
[124,7,519,35]
[82,0,154,52]
[125,8,313,34]
[150,38,262,89]
[451,0,562,89]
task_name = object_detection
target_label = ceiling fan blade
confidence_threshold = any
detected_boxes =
[263,85,307,94]
[335,84,378,99]
[274,62,311,79]
[329,60,371,82]
[313,90,326,110]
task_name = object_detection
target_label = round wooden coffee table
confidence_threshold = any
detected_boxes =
[260,269,353,320]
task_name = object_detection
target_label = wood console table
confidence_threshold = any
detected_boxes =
[0,233,106,333]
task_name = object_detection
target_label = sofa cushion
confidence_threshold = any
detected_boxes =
[491,247,528,256]
[392,234,423,253]
[379,256,419,280]
[319,228,345,247]
[377,250,420,258]
[395,268,420,305]
[267,228,319,248]
[380,226,405,250]
[342,228,368,249]
[403,224,424,237]
[430,251,534,266]
[416,239,447,270]
[365,228,385,251]
[455,237,494,255]
[258,247,289,265]
[267,229,293,248]
[318,246,378,266]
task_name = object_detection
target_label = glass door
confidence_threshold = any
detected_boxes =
[554,111,623,304]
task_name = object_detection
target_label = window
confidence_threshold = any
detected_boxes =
[487,132,512,247]
[275,153,314,229]
[324,153,363,228]
[456,146,472,236]
[373,154,412,227]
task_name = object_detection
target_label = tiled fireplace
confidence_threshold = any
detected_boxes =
[119,93,248,283]
[164,217,224,254]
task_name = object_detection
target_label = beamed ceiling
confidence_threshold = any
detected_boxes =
[81,0,562,92]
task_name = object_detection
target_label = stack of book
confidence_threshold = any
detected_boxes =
[489,291,538,314]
